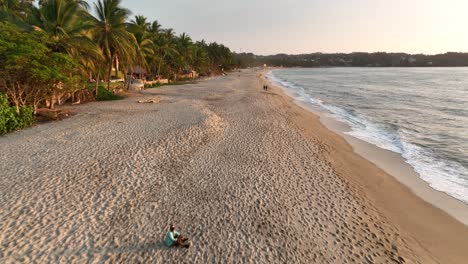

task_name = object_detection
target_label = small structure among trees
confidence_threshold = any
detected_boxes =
[128,66,148,80]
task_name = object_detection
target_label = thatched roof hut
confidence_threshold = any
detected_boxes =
[128,66,147,79]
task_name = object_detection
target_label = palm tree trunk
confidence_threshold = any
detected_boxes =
[107,59,112,91]
[95,73,100,97]
[123,68,128,90]
[157,57,162,78]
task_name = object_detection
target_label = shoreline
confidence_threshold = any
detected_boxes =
[261,68,468,263]
[2,69,468,263]
[319,111,468,224]
[264,68,468,226]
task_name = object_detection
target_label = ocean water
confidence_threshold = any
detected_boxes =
[268,68,468,204]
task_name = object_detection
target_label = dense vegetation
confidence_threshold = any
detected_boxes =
[0,93,33,135]
[0,0,236,133]
[235,52,468,68]
[96,86,123,101]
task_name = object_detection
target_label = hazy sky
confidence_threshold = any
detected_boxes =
[89,0,468,55]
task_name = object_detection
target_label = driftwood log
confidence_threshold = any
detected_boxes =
[137,97,162,104]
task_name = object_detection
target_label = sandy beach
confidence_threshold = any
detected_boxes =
[2,69,468,263]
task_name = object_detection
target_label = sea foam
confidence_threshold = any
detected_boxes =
[268,69,468,204]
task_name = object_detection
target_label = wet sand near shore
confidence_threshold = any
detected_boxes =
[1,69,468,263]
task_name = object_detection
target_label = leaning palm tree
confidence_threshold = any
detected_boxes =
[92,0,137,90]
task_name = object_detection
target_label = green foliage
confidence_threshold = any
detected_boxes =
[0,93,33,135]
[0,22,49,74]
[93,0,137,89]
[1,0,237,123]
[0,0,34,28]
[144,82,162,88]
[0,93,15,134]
[17,105,34,128]
[0,21,83,112]
[96,86,123,101]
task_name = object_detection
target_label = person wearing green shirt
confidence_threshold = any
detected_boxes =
[165,224,190,248]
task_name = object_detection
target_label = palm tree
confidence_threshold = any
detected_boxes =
[128,15,149,33]
[162,28,175,39]
[191,43,210,74]
[149,20,161,37]
[0,0,34,27]
[153,31,178,78]
[176,32,193,73]
[39,0,89,7]
[92,0,137,90]
[144,19,162,78]
[29,0,105,102]
[31,0,96,54]
[128,15,154,70]
[206,42,233,71]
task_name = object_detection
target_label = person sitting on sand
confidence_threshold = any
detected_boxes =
[165,224,191,248]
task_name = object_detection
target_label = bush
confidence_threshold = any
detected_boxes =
[0,94,16,134]
[0,93,34,135]
[96,86,123,101]
[144,82,162,89]
[17,106,34,128]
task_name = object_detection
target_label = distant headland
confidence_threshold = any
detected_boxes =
[234,52,468,67]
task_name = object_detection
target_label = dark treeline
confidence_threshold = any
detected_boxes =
[234,52,468,68]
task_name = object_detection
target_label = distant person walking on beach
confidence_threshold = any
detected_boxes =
[165,224,191,248]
